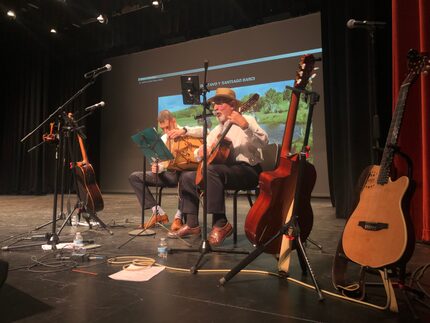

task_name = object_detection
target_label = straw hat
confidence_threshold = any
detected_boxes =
[208,88,240,105]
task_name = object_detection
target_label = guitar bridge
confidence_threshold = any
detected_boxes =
[358,221,388,231]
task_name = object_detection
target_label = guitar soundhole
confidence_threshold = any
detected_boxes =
[358,221,388,231]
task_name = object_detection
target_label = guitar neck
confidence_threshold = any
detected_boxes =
[77,134,89,164]
[280,90,301,158]
[378,81,411,184]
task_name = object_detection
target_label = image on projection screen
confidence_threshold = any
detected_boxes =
[157,79,315,159]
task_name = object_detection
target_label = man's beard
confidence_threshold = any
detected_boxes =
[216,112,226,124]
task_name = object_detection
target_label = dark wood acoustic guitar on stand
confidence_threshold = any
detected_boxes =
[342,50,429,269]
[244,54,318,269]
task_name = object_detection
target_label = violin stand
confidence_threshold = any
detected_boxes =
[219,90,324,301]
[118,128,174,249]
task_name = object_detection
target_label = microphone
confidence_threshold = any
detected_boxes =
[347,19,386,29]
[84,64,112,79]
[204,59,209,71]
[85,101,105,112]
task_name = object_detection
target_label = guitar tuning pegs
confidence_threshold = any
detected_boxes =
[296,79,302,84]
[311,73,317,79]
[313,67,320,71]
[299,71,303,76]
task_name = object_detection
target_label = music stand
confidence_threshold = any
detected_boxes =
[118,128,174,248]
[180,75,201,105]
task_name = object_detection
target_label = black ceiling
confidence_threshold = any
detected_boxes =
[0,0,321,57]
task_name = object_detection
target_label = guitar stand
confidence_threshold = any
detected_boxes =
[304,237,323,251]
[218,218,324,300]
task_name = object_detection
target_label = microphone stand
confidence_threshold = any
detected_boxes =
[368,26,381,164]
[18,76,99,249]
[169,61,248,273]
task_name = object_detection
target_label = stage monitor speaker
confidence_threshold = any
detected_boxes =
[0,259,8,288]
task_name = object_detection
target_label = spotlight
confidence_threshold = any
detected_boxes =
[7,10,16,19]
[96,14,108,24]
[152,0,164,11]
[50,28,57,34]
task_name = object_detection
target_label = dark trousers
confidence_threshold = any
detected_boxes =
[129,171,179,210]
[179,163,261,226]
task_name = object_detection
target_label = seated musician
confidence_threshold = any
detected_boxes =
[168,88,269,246]
[129,110,203,231]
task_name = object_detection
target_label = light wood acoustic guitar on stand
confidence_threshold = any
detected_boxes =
[342,50,429,269]
[74,131,104,214]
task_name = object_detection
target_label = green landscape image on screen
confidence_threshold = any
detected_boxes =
[158,80,314,159]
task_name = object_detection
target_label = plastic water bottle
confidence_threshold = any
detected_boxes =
[71,214,78,226]
[73,232,84,250]
[157,238,168,259]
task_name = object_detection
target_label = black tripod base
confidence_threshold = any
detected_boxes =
[191,239,249,274]
[83,212,113,235]
[169,238,249,274]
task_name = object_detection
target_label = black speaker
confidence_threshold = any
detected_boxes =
[0,259,8,288]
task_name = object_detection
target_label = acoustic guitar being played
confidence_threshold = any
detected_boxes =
[195,94,260,185]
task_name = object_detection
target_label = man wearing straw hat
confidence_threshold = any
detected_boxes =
[169,88,268,246]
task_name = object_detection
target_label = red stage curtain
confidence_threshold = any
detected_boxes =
[392,0,430,241]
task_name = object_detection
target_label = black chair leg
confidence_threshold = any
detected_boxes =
[246,190,254,207]
[233,190,239,244]
[158,187,163,206]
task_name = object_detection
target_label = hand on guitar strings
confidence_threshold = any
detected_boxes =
[167,128,187,139]
[228,111,249,130]
[151,163,160,174]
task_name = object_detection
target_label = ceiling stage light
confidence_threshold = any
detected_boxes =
[97,14,108,24]
[7,10,16,19]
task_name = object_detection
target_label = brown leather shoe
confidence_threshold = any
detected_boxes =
[143,214,169,229]
[170,218,183,231]
[208,223,233,246]
[168,225,201,239]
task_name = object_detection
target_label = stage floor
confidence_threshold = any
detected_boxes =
[0,193,429,322]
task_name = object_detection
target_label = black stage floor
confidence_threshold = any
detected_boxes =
[0,193,429,322]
